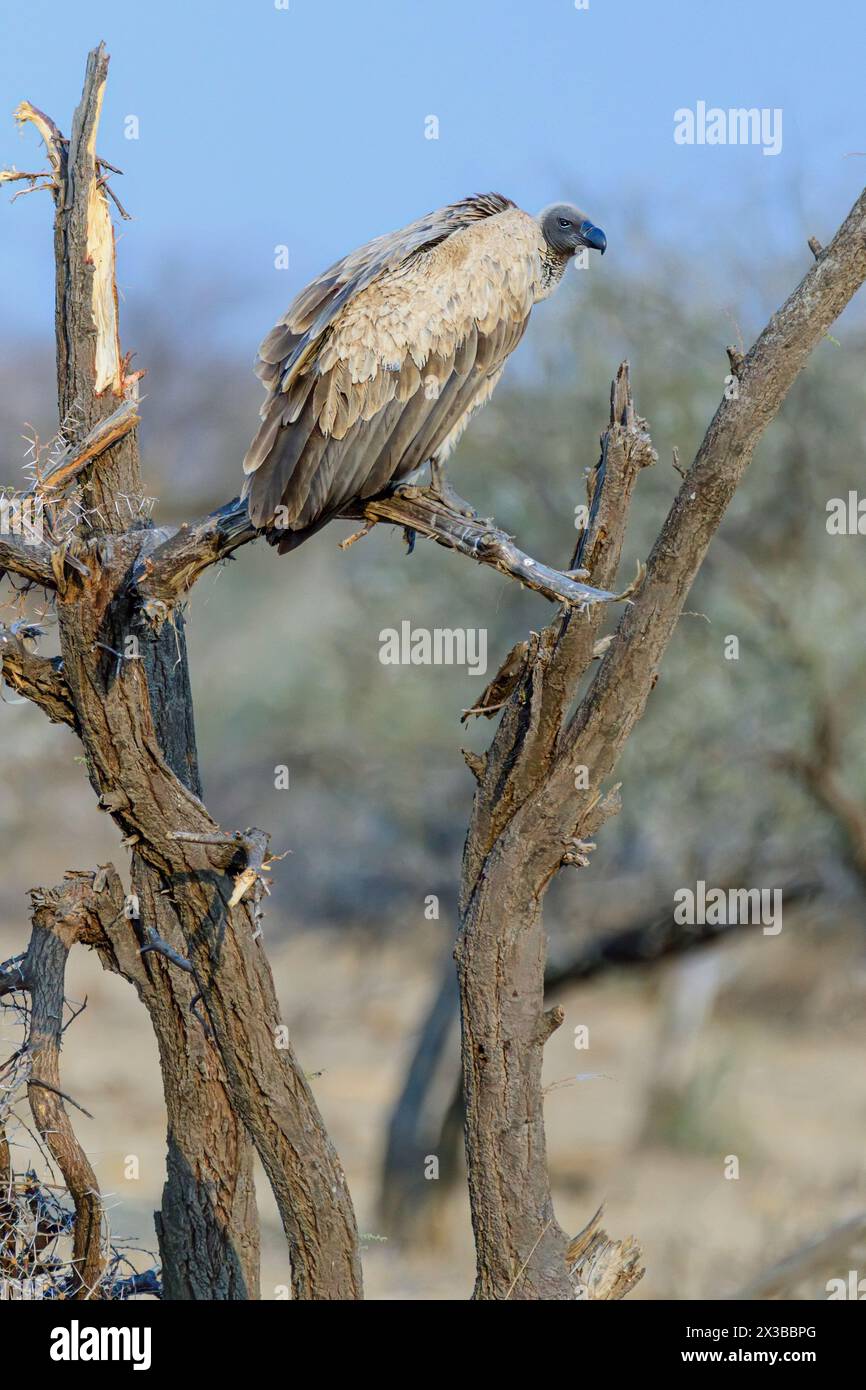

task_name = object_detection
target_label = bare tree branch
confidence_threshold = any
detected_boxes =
[561,186,866,784]
[342,485,618,607]
[0,952,29,1000]
[134,483,618,627]
[779,738,866,891]
[0,623,75,726]
[34,398,141,495]
[19,876,107,1298]
[454,184,866,1300]
[133,498,257,623]
[0,534,56,588]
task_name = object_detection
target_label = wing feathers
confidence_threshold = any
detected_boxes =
[243,195,544,546]
[244,397,318,527]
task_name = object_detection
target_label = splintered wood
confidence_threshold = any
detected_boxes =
[80,78,122,395]
[566,1204,645,1300]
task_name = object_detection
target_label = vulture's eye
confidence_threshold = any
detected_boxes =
[558,217,571,229]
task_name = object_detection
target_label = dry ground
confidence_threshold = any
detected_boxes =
[3,888,864,1300]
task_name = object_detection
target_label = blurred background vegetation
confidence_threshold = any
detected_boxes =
[2,201,866,1298]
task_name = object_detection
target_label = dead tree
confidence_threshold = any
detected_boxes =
[1,47,360,1301]
[2,43,864,1302]
[0,871,158,1297]
[450,204,866,1297]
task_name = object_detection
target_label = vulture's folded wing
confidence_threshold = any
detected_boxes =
[242,194,542,543]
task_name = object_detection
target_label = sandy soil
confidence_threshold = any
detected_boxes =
[3,899,864,1301]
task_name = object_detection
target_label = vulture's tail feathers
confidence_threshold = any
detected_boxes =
[243,396,318,529]
[270,515,331,555]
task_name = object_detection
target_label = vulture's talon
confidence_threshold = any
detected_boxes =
[431,486,479,521]
[428,462,479,520]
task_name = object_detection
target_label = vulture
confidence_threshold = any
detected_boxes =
[242,193,606,552]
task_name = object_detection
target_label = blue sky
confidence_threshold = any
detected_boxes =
[1,0,864,346]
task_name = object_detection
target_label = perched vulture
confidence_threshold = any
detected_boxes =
[242,193,606,551]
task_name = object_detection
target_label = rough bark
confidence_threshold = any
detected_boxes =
[2,46,361,1301]
[456,187,866,1300]
[4,880,106,1298]
[12,47,262,1302]
[455,367,653,1299]
[0,623,75,725]
[133,484,618,625]
[77,865,261,1300]
[380,876,821,1238]
[3,44,362,1300]
[26,934,102,1299]
[0,534,56,587]
[52,532,362,1294]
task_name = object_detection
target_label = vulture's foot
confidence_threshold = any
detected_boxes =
[427,463,479,520]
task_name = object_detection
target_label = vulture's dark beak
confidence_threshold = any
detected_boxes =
[579,221,607,255]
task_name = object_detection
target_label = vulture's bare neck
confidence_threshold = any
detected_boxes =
[538,244,572,297]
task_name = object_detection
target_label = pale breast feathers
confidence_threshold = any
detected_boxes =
[242,196,545,540]
[310,212,540,437]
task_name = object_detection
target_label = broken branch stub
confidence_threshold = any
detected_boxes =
[567,1205,645,1301]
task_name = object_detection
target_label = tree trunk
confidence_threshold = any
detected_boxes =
[40,45,361,1300]
[457,862,573,1298]
[456,180,866,1296]
[4,43,364,1300]
[38,47,262,1300]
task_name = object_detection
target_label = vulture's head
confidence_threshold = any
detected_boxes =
[539,203,607,257]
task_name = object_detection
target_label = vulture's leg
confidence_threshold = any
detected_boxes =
[428,458,479,520]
